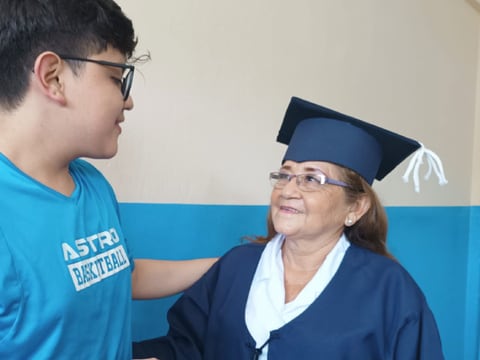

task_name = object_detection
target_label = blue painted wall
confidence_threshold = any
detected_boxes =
[122,204,478,360]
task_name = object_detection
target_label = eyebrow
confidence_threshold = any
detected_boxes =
[280,165,326,174]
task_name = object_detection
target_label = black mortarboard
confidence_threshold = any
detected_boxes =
[277,97,421,185]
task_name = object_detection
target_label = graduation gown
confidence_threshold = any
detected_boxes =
[133,243,444,359]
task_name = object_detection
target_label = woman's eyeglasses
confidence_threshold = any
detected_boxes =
[269,171,350,192]
[59,55,135,100]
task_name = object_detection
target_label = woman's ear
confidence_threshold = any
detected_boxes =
[345,194,371,227]
[32,52,67,105]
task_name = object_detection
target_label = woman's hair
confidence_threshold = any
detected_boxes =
[340,167,393,259]
[249,166,394,259]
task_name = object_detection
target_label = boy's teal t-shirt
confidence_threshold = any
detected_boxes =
[0,155,134,359]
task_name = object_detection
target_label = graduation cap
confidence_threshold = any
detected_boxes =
[277,97,426,186]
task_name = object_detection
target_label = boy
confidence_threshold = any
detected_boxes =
[0,1,214,358]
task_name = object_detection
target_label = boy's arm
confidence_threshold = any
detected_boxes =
[131,258,217,299]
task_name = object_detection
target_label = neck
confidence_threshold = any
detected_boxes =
[0,112,75,196]
[2,150,75,196]
[281,234,341,303]
[281,233,341,271]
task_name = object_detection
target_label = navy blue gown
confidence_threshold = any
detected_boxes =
[133,243,444,359]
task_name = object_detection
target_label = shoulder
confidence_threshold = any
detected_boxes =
[219,242,265,265]
[0,227,23,343]
[347,244,410,274]
[70,159,116,195]
[346,244,427,304]
[70,159,106,180]
[192,243,265,288]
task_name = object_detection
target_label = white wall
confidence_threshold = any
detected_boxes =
[93,0,480,206]
[473,8,480,205]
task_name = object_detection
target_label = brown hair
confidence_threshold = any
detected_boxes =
[340,168,393,259]
[249,166,394,259]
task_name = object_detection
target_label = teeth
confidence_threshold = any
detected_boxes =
[281,206,299,213]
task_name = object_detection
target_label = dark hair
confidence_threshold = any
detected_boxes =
[250,167,394,259]
[0,0,137,110]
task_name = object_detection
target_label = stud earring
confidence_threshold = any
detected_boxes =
[346,218,354,226]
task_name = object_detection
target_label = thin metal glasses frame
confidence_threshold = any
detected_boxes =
[269,171,351,191]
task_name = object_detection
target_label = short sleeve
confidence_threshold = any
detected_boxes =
[393,305,445,359]
[0,227,22,344]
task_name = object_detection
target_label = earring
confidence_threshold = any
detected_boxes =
[346,218,354,226]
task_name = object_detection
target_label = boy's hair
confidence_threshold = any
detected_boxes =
[0,0,137,110]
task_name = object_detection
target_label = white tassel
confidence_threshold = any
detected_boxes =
[402,143,448,193]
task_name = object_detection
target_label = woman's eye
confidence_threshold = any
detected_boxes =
[304,175,322,185]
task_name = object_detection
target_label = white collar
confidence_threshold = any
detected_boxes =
[246,232,350,343]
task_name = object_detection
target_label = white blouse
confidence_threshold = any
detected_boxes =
[245,233,350,360]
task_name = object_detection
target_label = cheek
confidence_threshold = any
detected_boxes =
[304,192,346,220]
[270,189,277,203]
[269,190,282,213]
[270,191,286,229]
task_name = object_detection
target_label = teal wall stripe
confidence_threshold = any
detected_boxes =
[465,206,480,360]
[121,203,476,359]
[386,206,470,359]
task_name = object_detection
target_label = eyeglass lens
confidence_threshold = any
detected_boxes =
[121,70,133,100]
[269,172,349,190]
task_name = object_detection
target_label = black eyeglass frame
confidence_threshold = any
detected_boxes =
[269,171,351,191]
[58,55,135,100]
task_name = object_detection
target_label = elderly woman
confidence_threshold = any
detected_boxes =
[133,97,444,359]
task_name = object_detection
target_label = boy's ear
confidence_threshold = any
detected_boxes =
[32,52,68,105]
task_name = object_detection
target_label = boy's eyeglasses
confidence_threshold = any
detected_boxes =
[58,55,135,100]
[269,171,351,191]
